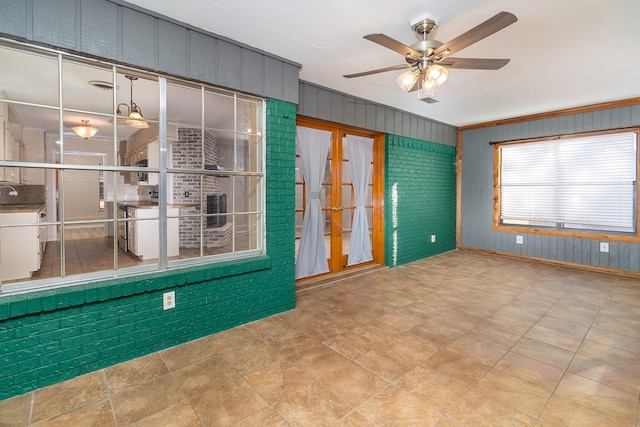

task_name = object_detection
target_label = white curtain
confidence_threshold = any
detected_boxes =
[346,135,374,265]
[295,127,332,279]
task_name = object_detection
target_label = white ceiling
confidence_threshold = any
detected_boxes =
[124,0,640,127]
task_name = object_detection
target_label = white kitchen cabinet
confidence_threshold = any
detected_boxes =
[0,209,44,281]
[127,207,179,260]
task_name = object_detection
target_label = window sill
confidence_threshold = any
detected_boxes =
[494,224,640,243]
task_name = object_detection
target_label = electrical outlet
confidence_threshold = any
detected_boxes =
[516,235,523,244]
[431,234,436,243]
[600,242,609,253]
[163,291,176,310]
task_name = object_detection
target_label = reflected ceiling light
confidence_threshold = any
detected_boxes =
[71,120,99,139]
[396,69,419,92]
[117,75,149,129]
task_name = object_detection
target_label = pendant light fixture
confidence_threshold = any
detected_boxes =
[72,119,99,139]
[117,75,149,129]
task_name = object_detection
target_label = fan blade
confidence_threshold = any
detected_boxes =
[344,63,412,78]
[433,11,517,59]
[364,34,422,60]
[438,57,510,70]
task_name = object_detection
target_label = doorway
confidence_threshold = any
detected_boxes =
[295,117,384,280]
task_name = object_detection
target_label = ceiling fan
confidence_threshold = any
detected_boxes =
[344,11,517,102]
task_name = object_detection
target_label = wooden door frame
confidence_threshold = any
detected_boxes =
[295,116,385,277]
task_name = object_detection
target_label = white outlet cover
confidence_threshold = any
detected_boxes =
[431,235,436,243]
[516,235,523,244]
[163,291,176,310]
[600,242,609,253]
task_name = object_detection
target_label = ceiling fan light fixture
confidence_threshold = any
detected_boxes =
[397,69,419,92]
[71,120,99,139]
[426,64,448,85]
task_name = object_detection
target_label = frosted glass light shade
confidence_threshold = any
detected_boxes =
[71,120,99,139]
[127,111,150,129]
[426,64,448,85]
[418,77,439,99]
[397,70,418,92]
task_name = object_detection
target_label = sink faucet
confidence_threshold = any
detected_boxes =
[0,185,18,204]
[0,185,18,196]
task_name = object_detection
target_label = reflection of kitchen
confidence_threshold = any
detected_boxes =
[0,99,233,282]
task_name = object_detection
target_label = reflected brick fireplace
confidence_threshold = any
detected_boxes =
[206,194,227,228]
[173,128,232,249]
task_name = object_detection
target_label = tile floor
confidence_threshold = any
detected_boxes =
[2,250,640,426]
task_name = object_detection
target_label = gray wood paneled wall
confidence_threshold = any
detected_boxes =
[0,0,300,103]
[460,104,640,272]
[298,81,457,147]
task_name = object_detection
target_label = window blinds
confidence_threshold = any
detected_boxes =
[500,132,637,233]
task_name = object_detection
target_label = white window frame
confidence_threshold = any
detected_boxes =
[0,40,266,294]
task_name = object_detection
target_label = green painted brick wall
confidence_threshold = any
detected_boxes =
[384,134,457,267]
[0,98,297,400]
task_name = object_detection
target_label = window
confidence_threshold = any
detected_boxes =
[496,131,638,236]
[0,40,265,292]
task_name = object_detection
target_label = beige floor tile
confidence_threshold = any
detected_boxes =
[510,336,575,370]
[243,360,312,406]
[447,389,536,427]
[539,394,633,426]
[494,351,564,391]
[468,322,522,350]
[233,406,289,427]
[263,328,318,359]
[396,366,469,412]
[432,415,467,426]
[349,320,404,345]
[577,339,640,372]
[568,353,640,394]
[409,319,468,347]
[422,349,490,386]
[317,360,389,407]
[208,326,285,377]
[591,314,640,340]
[31,372,108,423]
[127,402,202,427]
[0,393,31,427]
[473,368,552,418]
[190,377,268,426]
[585,326,640,354]
[159,337,216,372]
[273,380,352,427]
[172,353,240,398]
[287,342,353,378]
[358,385,442,426]
[104,353,169,395]
[31,399,114,427]
[355,343,419,382]
[323,330,381,359]
[446,332,509,366]
[334,411,376,426]
[244,314,292,340]
[111,374,186,426]
[554,373,638,424]
[524,323,583,352]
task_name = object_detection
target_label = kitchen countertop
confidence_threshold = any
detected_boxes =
[0,203,46,213]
